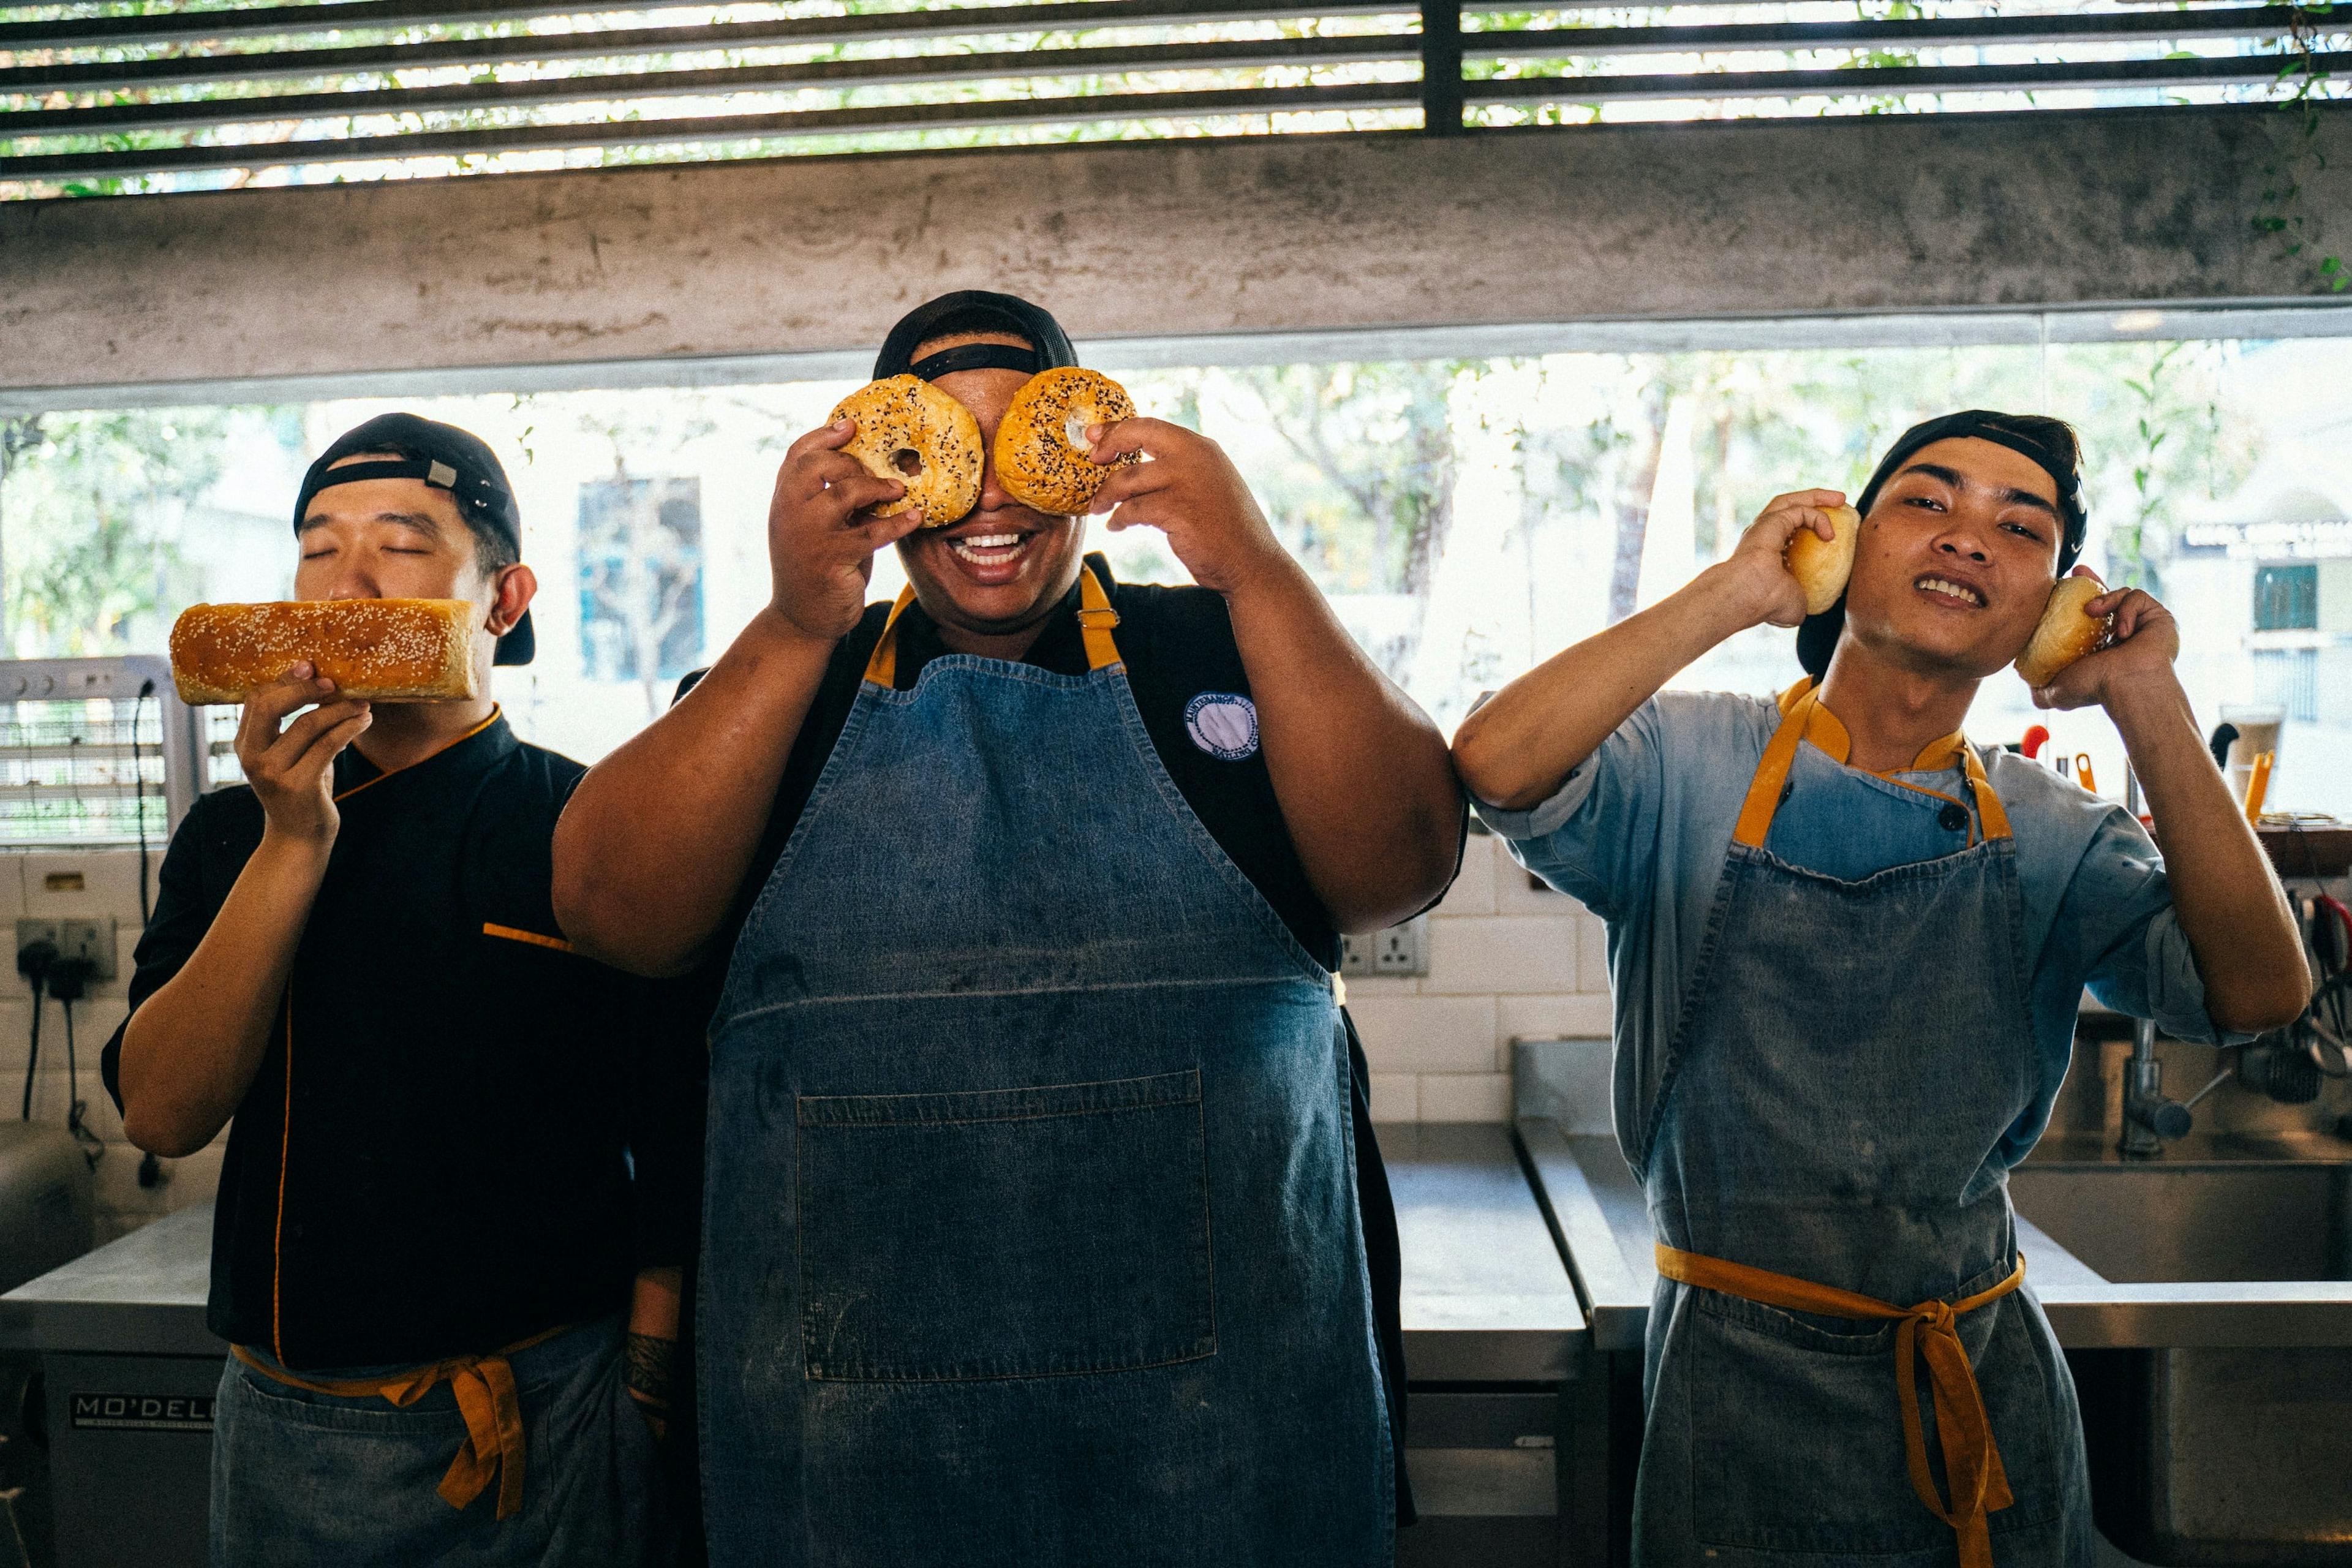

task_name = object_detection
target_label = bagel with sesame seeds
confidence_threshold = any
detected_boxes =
[830,375,983,528]
[993,368,1139,515]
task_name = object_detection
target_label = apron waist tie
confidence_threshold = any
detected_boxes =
[232,1322,570,1520]
[1654,1244,2027,1568]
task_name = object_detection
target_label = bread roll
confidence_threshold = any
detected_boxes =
[170,598,480,705]
[830,376,983,527]
[1785,504,1860,617]
[993,368,1139,515]
[2015,573,2109,687]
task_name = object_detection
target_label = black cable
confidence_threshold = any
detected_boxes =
[18,976,40,1123]
[60,995,98,1169]
[134,678,154,927]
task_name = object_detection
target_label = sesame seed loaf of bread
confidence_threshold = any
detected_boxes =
[168,598,481,705]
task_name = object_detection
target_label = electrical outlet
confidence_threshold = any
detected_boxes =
[17,916,115,982]
[58,918,117,981]
[1372,915,1429,977]
[1340,916,1430,978]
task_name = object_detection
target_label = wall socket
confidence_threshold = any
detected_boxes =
[1338,914,1429,979]
[15,917,118,984]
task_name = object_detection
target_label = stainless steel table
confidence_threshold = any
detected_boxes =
[0,1207,222,1568]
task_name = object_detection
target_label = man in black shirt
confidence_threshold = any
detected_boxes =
[105,413,696,1567]
[556,292,1461,1565]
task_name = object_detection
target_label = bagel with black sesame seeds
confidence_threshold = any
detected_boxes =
[993,368,1139,515]
[829,375,983,528]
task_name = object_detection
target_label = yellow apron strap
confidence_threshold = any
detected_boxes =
[1735,679,2011,848]
[1656,1245,2026,1568]
[232,1321,567,1521]
[1733,682,1819,848]
[1960,742,2011,843]
[861,568,1123,689]
[1075,565,1124,673]
[860,586,921,690]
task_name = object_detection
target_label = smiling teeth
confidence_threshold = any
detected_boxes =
[949,533,1026,563]
[1919,577,1983,606]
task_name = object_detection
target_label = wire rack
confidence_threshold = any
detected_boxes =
[0,659,206,847]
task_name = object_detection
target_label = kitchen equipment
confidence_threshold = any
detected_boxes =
[0,1208,221,1568]
[0,657,209,848]
[2022,724,2051,761]
[2245,751,2275,824]
[2071,752,2097,794]
[2216,706,2284,805]
[2207,723,2239,773]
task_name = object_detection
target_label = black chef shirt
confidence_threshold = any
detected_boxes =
[101,714,704,1372]
[682,554,1443,1522]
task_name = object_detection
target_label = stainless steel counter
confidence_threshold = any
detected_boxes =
[1522,1117,2352,1351]
[0,1207,220,1358]
[1378,1121,1589,1381]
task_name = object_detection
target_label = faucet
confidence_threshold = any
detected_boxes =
[2121,1017,2193,1157]
[2117,763,2192,1158]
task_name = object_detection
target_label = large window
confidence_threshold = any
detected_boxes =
[5,317,2350,813]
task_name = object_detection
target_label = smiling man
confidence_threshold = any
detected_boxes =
[1453,410,2307,1567]
[105,413,696,1567]
[552,292,1463,1566]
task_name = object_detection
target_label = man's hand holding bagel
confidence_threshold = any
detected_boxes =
[1081,417,1289,598]
[764,416,928,649]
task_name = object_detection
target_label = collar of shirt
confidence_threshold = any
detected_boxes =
[890,552,1115,687]
[330,707,516,804]
[1776,679,1968,776]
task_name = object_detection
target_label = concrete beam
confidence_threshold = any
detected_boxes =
[4,103,2349,406]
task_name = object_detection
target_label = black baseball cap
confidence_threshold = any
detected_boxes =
[293,412,534,666]
[873,290,1079,382]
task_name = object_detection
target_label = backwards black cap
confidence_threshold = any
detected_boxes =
[1796,409,2089,680]
[873,290,1079,382]
[294,412,535,666]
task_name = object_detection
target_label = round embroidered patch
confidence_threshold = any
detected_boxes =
[1185,692,1260,761]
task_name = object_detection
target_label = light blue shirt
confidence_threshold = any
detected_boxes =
[1474,688,2244,1169]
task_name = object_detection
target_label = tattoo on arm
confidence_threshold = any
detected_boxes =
[625,1332,675,1412]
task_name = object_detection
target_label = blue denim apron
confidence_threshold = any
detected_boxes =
[211,1314,670,1567]
[1628,684,2093,1567]
[699,570,1392,1567]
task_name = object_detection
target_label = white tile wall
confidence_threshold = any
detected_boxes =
[0,846,224,1243]
[1351,832,1611,1123]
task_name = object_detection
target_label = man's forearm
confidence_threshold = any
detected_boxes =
[2106,673,2309,1033]
[1454,564,1761,811]
[118,834,328,1157]
[1223,556,1462,933]
[553,610,835,974]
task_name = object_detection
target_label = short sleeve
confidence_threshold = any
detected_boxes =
[1471,696,1669,924]
[2057,807,2253,1047]
[99,795,237,1114]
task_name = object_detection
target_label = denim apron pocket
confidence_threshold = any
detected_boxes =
[796,1070,1216,1382]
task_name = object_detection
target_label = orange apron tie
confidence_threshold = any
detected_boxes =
[863,566,1123,688]
[232,1323,568,1520]
[1655,1244,2027,1568]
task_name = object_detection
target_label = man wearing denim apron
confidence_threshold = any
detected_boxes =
[554,293,1464,1566]
[106,415,699,1566]
[1455,411,2310,1566]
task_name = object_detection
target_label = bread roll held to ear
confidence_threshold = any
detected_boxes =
[170,598,481,705]
[2015,573,2111,688]
[829,375,984,528]
[1785,504,1860,616]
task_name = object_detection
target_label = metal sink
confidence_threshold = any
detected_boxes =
[2008,1133,2352,1565]
[1518,1110,2352,1567]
